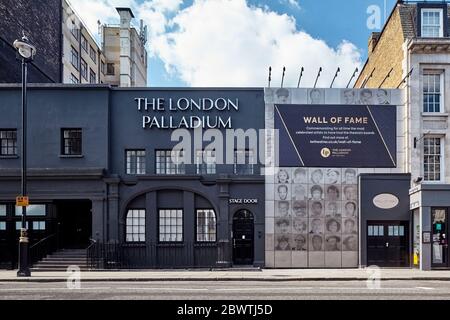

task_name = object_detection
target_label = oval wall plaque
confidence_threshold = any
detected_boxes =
[373,193,399,210]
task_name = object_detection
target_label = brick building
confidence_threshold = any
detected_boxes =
[356,0,450,270]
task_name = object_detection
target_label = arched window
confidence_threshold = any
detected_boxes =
[196,209,216,242]
[126,209,145,242]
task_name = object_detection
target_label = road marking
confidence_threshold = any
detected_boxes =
[214,287,314,291]
[0,287,110,291]
[415,287,434,290]
[117,287,209,291]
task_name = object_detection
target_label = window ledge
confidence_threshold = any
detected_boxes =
[0,155,19,159]
[422,112,449,117]
[59,155,84,158]
[157,243,185,247]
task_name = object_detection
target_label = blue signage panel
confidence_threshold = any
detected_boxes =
[275,104,397,168]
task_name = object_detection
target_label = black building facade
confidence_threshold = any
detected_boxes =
[0,85,266,269]
[0,0,62,83]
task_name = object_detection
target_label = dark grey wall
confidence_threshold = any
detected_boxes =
[0,0,62,83]
[359,174,412,267]
[109,88,265,175]
[0,86,110,170]
[0,85,266,267]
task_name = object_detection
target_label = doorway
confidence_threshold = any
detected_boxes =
[431,208,449,269]
[232,209,254,265]
[367,221,410,267]
[56,200,92,249]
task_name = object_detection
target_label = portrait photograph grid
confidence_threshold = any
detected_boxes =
[274,168,359,254]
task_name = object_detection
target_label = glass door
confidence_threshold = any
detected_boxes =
[432,208,448,268]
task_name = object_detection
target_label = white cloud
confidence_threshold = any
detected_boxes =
[68,0,362,88]
[280,0,301,10]
[153,0,362,87]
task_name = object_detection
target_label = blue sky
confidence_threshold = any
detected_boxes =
[71,0,398,87]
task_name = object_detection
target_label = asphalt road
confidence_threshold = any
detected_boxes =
[0,280,450,300]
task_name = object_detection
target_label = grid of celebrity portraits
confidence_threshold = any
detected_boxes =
[274,168,358,253]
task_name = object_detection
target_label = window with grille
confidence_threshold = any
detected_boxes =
[61,129,82,155]
[126,209,145,242]
[89,45,97,63]
[423,73,442,112]
[89,68,96,84]
[126,149,146,175]
[159,209,183,242]
[421,9,443,37]
[234,150,254,175]
[80,59,87,80]
[71,46,79,69]
[424,137,443,181]
[81,35,88,52]
[196,209,216,242]
[70,73,79,84]
[156,150,185,174]
[0,130,17,156]
[196,150,216,174]
[70,20,79,40]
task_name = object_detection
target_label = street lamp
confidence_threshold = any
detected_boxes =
[13,33,36,277]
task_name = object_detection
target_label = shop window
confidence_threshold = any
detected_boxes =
[126,149,146,175]
[0,130,17,156]
[421,9,443,37]
[423,72,443,113]
[32,221,46,231]
[234,150,254,175]
[61,128,82,156]
[196,150,216,175]
[15,205,46,216]
[126,209,145,242]
[196,209,216,242]
[159,209,183,242]
[156,150,185,175]
[424,137,443,181]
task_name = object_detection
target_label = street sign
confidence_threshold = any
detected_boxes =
[16,196,29,207]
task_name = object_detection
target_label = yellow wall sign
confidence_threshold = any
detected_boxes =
[16,196,29,207]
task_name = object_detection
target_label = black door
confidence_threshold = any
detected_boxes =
[56,201,92,249]
[367,221,409,267]
[233,210,254,265]
[431,208,449,269]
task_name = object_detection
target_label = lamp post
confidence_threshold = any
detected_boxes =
[13,34,36,277]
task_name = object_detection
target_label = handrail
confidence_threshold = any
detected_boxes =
[30,233,57,250]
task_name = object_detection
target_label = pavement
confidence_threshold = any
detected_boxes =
[2,268,450,282]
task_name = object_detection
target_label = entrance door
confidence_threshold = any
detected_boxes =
[367,221,409,267]
[432,208,448,268]
[232,210,254,265]
[56,200,92,249]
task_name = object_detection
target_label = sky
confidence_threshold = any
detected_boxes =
[68,0,398,88]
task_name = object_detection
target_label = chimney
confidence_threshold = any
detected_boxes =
[116,7,134,87]
[368,32,381,55]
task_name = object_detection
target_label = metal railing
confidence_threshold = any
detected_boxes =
[29,233,57,265]
[87,241,218,270]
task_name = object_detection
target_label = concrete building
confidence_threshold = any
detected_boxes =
[0,0,148,87]
[356,0,450,270]
[101,8,148,87]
